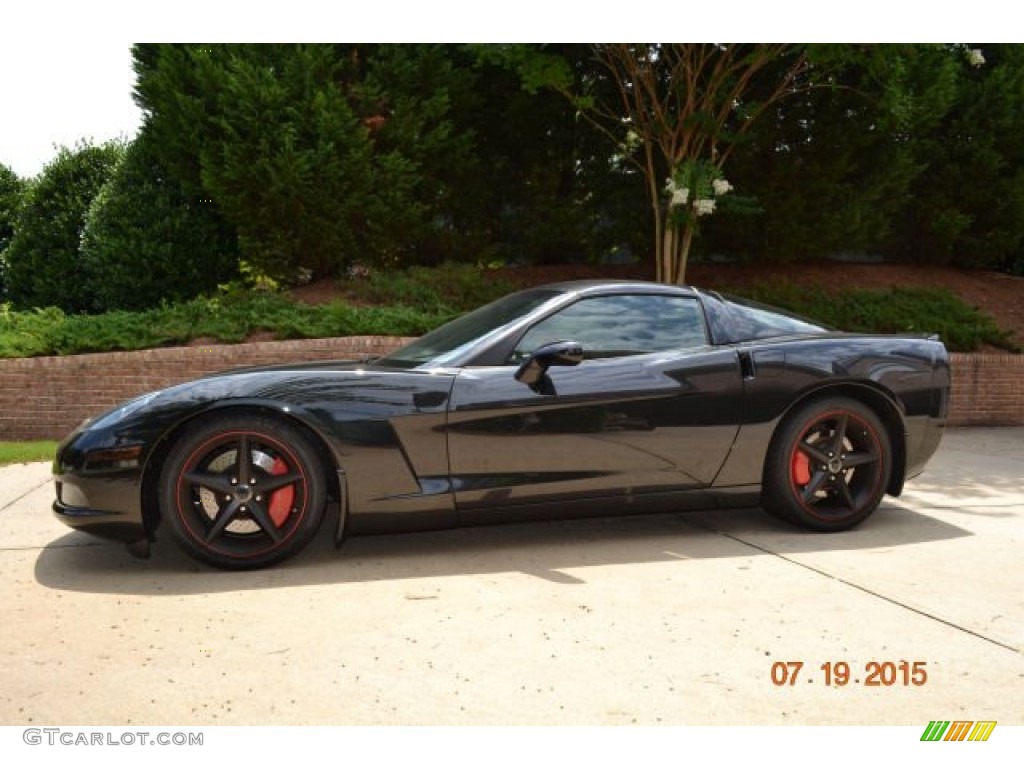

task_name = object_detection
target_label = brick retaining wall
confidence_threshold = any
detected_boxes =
[0,341,1020,441]
[947,352,1024,427]
[0,337,411,441]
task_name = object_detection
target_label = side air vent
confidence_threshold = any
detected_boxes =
[738,351,756,380]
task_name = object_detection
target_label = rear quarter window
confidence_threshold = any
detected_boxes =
[723,295,830,341]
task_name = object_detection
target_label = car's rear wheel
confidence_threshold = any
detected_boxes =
[763,397,891,531]
[160,414,326,569]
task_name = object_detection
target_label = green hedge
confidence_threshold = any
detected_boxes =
[730,283,1018,353]
[0,271,1016,359]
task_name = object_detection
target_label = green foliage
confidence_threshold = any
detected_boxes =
[0,163,26,300]
[1,265,1013,358]
[887,45,1024,271]
[4,142,124,312]
[79,132,239,312]
[355,45,479,266]
[705,45,961,263]
[468,44,575,94]
[133,44,479,281]
[345,262,516,311]
[134,44,645,275]
[572,44,812,282]
[0,164,25,252]
[460,45,648,265]
[0,441,57,466]
[0,291,454,359]
[200,45,376,279]
[729,283,1017,353]
[113,44,1024,280]
[701,43,1024,274]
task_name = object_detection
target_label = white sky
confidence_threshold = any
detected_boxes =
[0,46,141,178]
[1,1,1015,178]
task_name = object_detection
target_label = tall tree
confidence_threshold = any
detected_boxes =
[79,131,239,312]
[707,45,963,264]
[5,142,123,311]
[889,44,1024,273]
[0,163,25,299]
[0,163,23,256]
[133,44,477,281]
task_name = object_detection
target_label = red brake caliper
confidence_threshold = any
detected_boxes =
[268,457,295,527]
[791,448,811,486]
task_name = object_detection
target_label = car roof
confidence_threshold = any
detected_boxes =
[538,279,699,298]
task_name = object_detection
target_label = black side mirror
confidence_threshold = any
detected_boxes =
[514,340,584,388]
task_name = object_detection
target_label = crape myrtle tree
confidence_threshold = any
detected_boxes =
[5,141,124,312]
[592,44,809,284]
[500,43,811,284]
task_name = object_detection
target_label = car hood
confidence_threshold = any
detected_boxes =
[203,358,369,377]
[80,360,454,440]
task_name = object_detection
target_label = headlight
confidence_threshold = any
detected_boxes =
[84,443,144,470]
[85,392,161,432]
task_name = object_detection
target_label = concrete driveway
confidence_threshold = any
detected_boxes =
[0,428,1021,726]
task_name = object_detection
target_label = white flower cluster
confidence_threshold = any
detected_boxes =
[665,176,685,203]
[665,173,732,217]
[712,178,733,196]
[694,199,716,216]
[967,48,986,68]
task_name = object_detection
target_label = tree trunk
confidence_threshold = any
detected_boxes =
[653,201,665,284]
[661,219,675,284]
[675,224,695,285]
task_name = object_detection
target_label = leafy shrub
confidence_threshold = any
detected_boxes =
[79,133,239,312]
[0,163,26,300]
[0,273,1016,359]
[345,262,515,312]
[0,291,454,359]
[732,283,1018,352]
[4,142,124,312]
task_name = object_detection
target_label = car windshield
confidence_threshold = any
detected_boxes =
[376,288,562,368]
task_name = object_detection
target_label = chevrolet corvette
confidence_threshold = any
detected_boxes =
[52,281,950,569]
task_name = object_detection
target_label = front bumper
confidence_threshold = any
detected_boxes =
[52,437,148,543]
[52,497,146,543]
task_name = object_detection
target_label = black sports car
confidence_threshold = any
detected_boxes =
[53,281,950,569]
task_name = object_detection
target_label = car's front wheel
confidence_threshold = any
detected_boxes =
[160,414,327,569]
[763,397,892,531]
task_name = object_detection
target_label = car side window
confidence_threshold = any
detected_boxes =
[509,294,708,363]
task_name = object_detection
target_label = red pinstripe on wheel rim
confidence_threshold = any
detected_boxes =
[174,430,309,559]
[786,409,884,521]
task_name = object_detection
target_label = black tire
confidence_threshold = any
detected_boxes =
[160,413,327,569]
[762,397,892,531]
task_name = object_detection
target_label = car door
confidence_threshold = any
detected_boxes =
[445,293,743,514]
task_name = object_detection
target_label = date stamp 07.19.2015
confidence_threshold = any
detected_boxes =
[770,660,928,687]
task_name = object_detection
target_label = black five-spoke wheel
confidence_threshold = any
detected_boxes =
[161,414,327,569]
[764,397,892,531]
